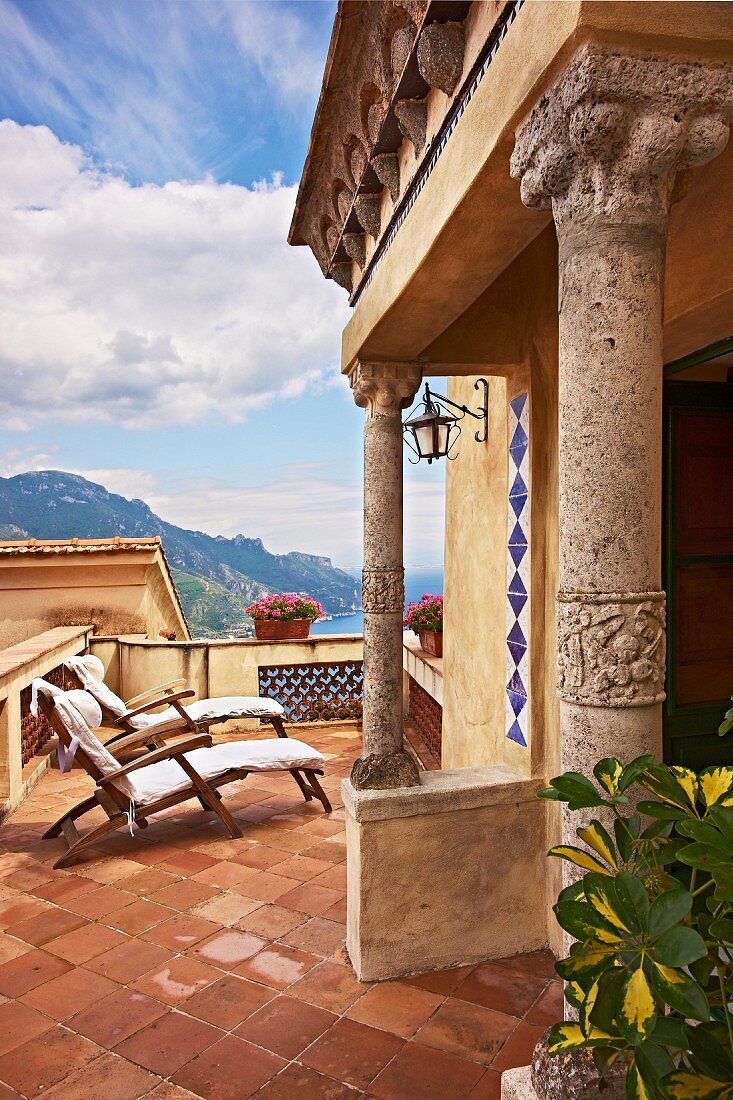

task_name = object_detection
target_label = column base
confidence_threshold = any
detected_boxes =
[350,751,420,790]
[501,1067,536,1100]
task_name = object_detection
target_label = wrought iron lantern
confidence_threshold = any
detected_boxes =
[403,379,488,463]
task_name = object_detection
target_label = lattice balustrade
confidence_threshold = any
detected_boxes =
[258,661,363,723]
[19,663,72,766]
[407,674,443,763]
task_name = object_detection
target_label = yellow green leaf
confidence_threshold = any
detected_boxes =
[596,758,623,796]
[577,823,618,869]
[699,767,733,808]
[628,1065,653,1100]
[547,1023,586,1053]
[653,962,684,986]
[580,979,598,1032]
[585,879,631,933]
[663,1073,732,1099]
[671,767,698,807]
[548,846,612,875]
[620,966,656,1039]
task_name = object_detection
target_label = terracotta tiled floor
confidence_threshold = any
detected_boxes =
[0,723,561,1098]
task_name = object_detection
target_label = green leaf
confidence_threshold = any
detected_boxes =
[648,889,693,937]
[615,816,634,863]
[654,926,707,967]
[677,843,727,871]
[556,942,618,982]
[615,871,651,932]
[712,863,733,902]
[588,969,626,1035]
[548,845,612,875]
[554,900,621,944]
[545,1022,587,1053]
[550,772,608,810]
[537,786,564,801]
[675,820,729,851]
[708,805,733,847]
[688,1023,733,1080]
[649,961,709,1021]
[640,765,697,811]
[661,1072,732,1100]
[650,1015,690,1050]
[584,873,635,934]
[708,917,733,943]
[627,1061,654,1100]
[619,755,657,793]
[638,800,688,821]
[635,1041,675,1088]
[618,966,657,1043]
[557,880,585,904]
[594,758,623,796]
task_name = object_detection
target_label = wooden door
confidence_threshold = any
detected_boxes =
[663,382,733,768]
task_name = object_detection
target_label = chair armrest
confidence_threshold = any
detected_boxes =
[120,689,195,721]
[124,679,188,709]
[103,728,168,756]
[99,733,213,782]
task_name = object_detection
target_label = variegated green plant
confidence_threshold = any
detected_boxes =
[539,757,733,1100]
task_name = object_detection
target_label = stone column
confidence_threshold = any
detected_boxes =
[349,360,422,789]
[511,45,733,803]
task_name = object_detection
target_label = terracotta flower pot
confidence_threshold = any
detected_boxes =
[253,618,312,641]
[418,630,443,657]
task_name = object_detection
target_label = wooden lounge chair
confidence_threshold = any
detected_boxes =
[36,685,332,868]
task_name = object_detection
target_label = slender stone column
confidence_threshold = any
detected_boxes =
[511,46,733,822]
[349,360,422,789]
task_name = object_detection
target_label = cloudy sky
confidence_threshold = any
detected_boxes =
[0,0,444,569]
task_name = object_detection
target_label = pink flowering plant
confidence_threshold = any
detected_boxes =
[403,593,444,634]
[246,593,324,622]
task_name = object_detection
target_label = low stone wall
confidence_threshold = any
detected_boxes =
[342,766,548,981]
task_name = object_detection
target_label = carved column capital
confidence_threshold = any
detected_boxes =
[557,591,666,708]
[349,360,422,417]
[510,45,733,234]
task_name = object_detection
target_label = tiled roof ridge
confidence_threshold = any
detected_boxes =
[0,536,162,554]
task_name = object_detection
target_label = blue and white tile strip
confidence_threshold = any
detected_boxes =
[352,0,525,305]
[506,392,530,747]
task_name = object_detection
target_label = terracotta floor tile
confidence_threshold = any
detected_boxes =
[191,929,267,970]
[0,895,50,929]
[309,865,347,893]
[146,1084,200,1099]
[371,1041,486,1100]
[251,830,314,854]
[160,850,219,875]
[301,841,346,864]
[300,1017,404,1091]
[1,865,55,891]
[67,886,139,920]
[0,1023,102,1097]
[190,892,261,927]
[277,883,343,917]
[109,899,174,936]
[237,943,320,990]
[191,861,253,889]
[132,956,220,1005]
[233,871,300,903]
[229,846,288,871]
[44,922,128,963]
[0,999,52,1056]
[347,980,443,1038]
[525,981,564,1028]
[39,1049,160,1100]
[77,857,151,885]
[321,897,347,924]
[416,998,517,1065]
[403,966,475,997]
[20,965,118,1019]
[181,974,274,1029]
[236,994,336,1059]
[143,912,221,950]
[32,875,98,903]
[172,1035,285,1100]
[470,1069,503,1098]
[70,986,168,1047]
[0,947,72,996]
[289,959,368,1013]
[85,937,174,983]
[0,932,32,964]
[116,868,181,897]
[150,879,218,912]
[281,917,345,958]
[272,855,332,882]
[115,1011,223,1076]
[490,1021,545,1072]
[5,905,86,946]
[234,903,306,940]
[493,950,558,983]
[455,963,549,1017]
[256,1064,355,1099]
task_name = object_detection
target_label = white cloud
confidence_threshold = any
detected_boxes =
[0,444,61,477]
[0,120,348,431]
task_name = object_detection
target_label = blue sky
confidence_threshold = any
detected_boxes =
[0,0,444,569]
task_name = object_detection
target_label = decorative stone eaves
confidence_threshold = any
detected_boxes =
[511,44,733,233]
[348,359,422,416]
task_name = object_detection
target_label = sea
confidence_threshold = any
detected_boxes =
[310,568,444,636]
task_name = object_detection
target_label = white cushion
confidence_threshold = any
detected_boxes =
[127,738,325,805]
[64,657,128,718]
[131,695,285,731]
[48,689,138,801]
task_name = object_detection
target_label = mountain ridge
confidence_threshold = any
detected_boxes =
[0,470,360,637]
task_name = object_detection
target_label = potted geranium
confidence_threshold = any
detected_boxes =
[403,594,443,657]
[246,593,324,641]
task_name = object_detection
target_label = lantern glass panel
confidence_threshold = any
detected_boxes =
[414,422,437,457]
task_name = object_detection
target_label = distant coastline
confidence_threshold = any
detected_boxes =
[310,568,444,636]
